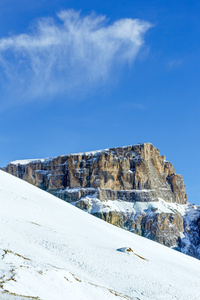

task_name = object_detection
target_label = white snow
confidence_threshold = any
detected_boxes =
[9,149,108,165]
[10,158,46,165]
[68,148,108,156]
[74,197,174,215]
[0,170,200,299]
[10,157,58,165]
[9,144,142,166]
[68,145,137,157]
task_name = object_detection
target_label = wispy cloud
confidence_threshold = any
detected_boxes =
[0,9,151,103]
[166,59,182,70]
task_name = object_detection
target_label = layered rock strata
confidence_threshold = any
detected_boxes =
[5,143,200,259]
[6,143,187,204]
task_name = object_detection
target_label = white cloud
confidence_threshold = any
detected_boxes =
[0,9,151,101]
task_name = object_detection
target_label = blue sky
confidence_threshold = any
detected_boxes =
[0,0,200,204]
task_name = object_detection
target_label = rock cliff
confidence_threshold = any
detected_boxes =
[6,143,187,204]
[5,143,200,259]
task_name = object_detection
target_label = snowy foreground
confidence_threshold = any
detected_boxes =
[0,171,200,300]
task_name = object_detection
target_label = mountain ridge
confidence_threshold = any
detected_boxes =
[5,143,200,259]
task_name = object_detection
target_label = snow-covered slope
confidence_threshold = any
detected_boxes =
[0,170,200,300]
[71,194,200,258]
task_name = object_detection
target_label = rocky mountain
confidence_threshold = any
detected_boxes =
[5,143,200,259]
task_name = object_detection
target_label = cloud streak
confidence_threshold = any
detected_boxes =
[0,10,151,102]
[166,59,182,70]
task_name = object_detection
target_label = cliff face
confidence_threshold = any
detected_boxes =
[5,143,200,259]
[6,143,187,204]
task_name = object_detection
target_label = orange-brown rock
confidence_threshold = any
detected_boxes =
[5,143,187,204]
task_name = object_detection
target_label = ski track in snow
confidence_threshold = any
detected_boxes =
[0,170,200,299]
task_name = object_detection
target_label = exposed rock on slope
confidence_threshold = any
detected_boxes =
[6,143,187,204]
[5,143,200,259]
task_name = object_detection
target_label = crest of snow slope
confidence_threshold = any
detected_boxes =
[0,170,200,300]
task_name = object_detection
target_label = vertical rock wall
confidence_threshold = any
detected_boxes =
[5,143,187,204]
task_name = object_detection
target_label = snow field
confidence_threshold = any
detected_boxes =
[0,170,200,299]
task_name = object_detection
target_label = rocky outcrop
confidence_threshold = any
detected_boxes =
[178,205,200,258]
[93,210,184,247]
[5,143,187,204]
[5,143,200,259]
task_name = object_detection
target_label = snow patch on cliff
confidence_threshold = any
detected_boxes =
[73,197,175,214]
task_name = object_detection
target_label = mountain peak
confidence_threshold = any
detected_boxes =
[5,143,200,260]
